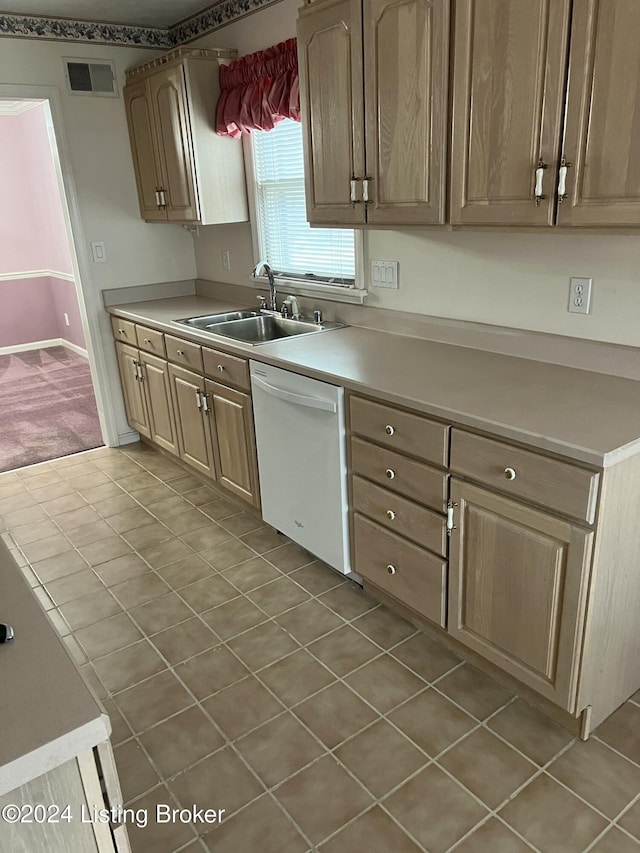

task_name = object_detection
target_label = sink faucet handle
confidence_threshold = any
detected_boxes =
[257,295,267,310]
[313,309,323,324]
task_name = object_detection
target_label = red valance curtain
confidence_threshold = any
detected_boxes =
[216,38,300,139]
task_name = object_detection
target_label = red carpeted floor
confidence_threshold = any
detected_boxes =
[0,346,103,473]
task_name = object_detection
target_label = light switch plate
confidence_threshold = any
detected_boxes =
[371,260,399,289]
[91,241,107,263]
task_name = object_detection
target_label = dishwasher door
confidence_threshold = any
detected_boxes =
[250,361,350,574]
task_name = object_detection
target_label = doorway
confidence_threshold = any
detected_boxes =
[0,97,105,472]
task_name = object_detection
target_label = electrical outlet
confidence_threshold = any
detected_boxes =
[568,277,592,314]
[64,313,70,326]
[222,250,231,271]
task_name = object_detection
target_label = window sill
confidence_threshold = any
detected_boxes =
[250,276,368,305]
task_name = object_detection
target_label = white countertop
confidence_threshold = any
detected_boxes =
[108,295,640,468]
[0,540,110,797]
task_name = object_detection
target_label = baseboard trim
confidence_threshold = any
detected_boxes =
[0,338,88,358]
[117,430,141,446]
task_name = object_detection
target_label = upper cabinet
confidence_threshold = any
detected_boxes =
[297,0,449,227]
[124,48,248,225]
[451,0,640,227]
[559,0,640,226]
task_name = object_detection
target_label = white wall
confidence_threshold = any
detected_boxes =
[193,0,640,349]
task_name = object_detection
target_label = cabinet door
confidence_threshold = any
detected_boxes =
[148,65,199,222]
[364,0,449,225]
[123,80,166,222]
[115,342,150,438]
[448,480,593,710]
[168,364,215,478]
[298,0,366,225]
[139,352,178,456]
[558,0,640,226]
[205,380,260,508]
[450,0,571,225]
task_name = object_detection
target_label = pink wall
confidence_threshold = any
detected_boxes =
[50,276,86,348]
[0,275,86,349]
[0,103,83,350]
[19,107,73,275]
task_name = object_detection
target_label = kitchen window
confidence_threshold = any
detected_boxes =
[247,118,365,302]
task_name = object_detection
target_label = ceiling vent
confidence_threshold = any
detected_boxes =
[63,58,118,97]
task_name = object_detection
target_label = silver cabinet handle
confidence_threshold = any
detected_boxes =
[535,159,547,206]
[158,189,167,207]
[558,157,572,202]
[504,467,517,481]
[387,565,397,575]
[363,176,371,203]
[195,389,202,410]
[217,364,224,372]
[386,510,396,520]
[136,362,144,381]
[176,350,184,357]
[144,338,151,344]
[155,190,162,207]
[131,359,139,381]
[385,424,395,436]
[385,468,395,480]
[201,392,209,413]
[118,328,126,335]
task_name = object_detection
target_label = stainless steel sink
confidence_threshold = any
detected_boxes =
[175,310,260,330]
[204,314,344,345]
[174,310,345,345]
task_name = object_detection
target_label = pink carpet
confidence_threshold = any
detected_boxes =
[0,346,103,473]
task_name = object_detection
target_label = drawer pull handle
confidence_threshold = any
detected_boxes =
[144,338,151,344]
[176,350,184,357]
[118,328,125,335]
[504,467,517,481]
[217,364,224,372]
[386,510,396,520]
[387,564,397,575]
[385,468,395,480]
[385,424,395,436]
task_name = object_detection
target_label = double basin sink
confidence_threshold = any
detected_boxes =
[175,309,345,346]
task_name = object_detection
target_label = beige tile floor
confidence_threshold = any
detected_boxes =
[1,443,640,853]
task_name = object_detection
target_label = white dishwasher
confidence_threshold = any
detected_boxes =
[250,361,351,575]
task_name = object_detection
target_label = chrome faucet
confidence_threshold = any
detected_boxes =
[253,260,277,311]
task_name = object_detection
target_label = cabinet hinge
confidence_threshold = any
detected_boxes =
[446,500,458,536]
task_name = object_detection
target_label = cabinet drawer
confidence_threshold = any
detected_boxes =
[111,316,136,343]
[203,347,250,391]
[136,325,166,357]
[351,437,448,513]
[165,335,204,372]
[450,430,600,524]
[353,514,447,627]
[350,395,449,467]
[352,476,447,556]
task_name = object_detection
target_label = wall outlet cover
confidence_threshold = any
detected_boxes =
[568,277,592,314]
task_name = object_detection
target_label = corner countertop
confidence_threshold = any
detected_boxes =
[107,295,640,468]
[0,540,110,797]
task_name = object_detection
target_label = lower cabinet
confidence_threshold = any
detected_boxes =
[167,363,216,479]
[138,351,178,455]
[114,342,150,439]
[114,323,261,510]
[447,479,594,711]
[206,379,260,508]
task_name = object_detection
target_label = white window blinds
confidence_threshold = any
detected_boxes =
[252,119,356,285]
